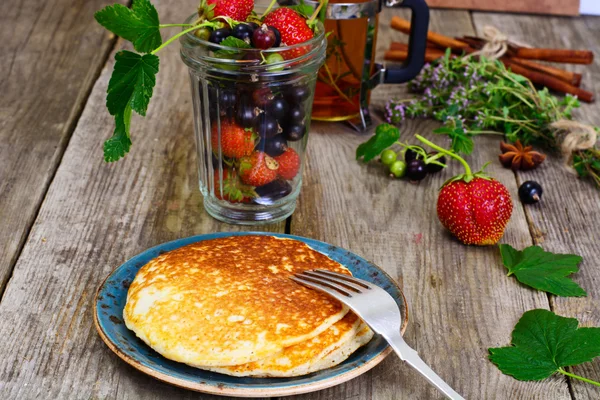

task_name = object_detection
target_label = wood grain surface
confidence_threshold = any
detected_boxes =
[0,0,280,398]
[0,0,124,297]
[472,12,600,399]
[1,2,600,400]
[426,0,580,16]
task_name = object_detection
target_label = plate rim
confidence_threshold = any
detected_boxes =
[93,232,408,397]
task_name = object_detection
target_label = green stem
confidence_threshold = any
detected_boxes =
[308,0,326,23]
[151,25,202,55]
[467,130,505,135]
[261,0,278,18]
[558,369,600,387]
[159,23,194,28]
[415,134,472,177]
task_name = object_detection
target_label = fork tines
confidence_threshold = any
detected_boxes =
[291,269,372,298]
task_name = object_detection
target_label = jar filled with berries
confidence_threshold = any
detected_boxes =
[180,4,326,224]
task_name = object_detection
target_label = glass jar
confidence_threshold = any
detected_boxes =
[180,14,326,225]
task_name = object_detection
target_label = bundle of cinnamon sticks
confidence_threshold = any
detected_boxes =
[386,16,594,103]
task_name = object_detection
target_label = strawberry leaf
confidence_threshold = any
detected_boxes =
[356,123,400,162]
[287,1,314,19]
[500,244,586,297]
[214,36,251,57]
[489,309,600,381]
[104,51,159,162]
[94,0,162,53]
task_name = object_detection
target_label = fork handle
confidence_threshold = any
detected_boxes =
[386,333,465,400]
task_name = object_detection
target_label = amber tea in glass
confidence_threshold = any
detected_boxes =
[301,0,430,130]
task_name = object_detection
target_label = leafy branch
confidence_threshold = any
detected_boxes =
[384,51,600,187]
[95,0,218,162]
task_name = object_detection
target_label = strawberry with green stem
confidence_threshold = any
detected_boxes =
[262,0,325,59]
[211,121,256,159]
[416,134,513,246]
[239,151,279,187]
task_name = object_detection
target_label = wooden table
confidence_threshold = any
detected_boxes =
[1,0,599,398]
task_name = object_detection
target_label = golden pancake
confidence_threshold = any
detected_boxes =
[206,312,365,377]
[123,235,351,367]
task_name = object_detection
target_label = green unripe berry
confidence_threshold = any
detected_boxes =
[193,27,212,41]
[389,160,407,178]
[265,53,285,71]
[381,149,397,166]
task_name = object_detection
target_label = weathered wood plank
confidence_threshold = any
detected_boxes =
[472,12,600,399]
[0,0,282,398]
[0,0,123,296]
[288,8,570,400]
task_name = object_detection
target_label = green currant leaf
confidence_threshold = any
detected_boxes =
[107,51,159,117]
[213,36,252,57]
[356,123,400,162]
[287,0,314,18]
[500,244,586,297]
[104,105,133,162]
[104,51,159,162]
[489,309,600,381]
[95,0,162,53]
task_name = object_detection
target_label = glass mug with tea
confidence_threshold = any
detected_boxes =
[291,0,430,130]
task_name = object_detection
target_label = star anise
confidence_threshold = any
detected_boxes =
[499,140,546,171]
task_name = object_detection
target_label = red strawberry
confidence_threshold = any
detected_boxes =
[239,152,279,186]
[263,8,313,59]
[214,169,256,203]
[437,177,513,245]
[274,147,300,180]
[206,0,254,22]
[415,135,513,246]
[211,121,255,159]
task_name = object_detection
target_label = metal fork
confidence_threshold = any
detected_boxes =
[291,269,464,400]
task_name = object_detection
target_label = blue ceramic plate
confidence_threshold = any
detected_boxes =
[94,232,408,397]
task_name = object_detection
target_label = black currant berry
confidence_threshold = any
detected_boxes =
[425,152,446,174]
[236,97,256,128]
[287,85,310,104]
[209,28,231,44]
[264,135,287,157]
[268,26,282,47]
[232,23,254,42]
[518,181,543,204]
[253,180,293,205]
[266,97,289,120]
[255,113,280,138]
[406,159,427,182]
[405,147,425,162]
[288,106,306,124]
[284,124,306,141]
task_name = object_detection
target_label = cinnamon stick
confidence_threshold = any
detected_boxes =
[390,16,469,50]
[385,49,446,63]
[390,41,440,50]
[513,48,593,64]
[509,57,582,87]
[503,59,594,103]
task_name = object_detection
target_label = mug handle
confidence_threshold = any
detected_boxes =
[383,0,430,83]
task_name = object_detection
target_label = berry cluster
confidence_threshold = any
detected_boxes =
[191,0,322,205]
[209,78,310,205]
[380,146,447,182]
[195,0,315,57]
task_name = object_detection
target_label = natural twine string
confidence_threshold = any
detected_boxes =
[466,26,532,60]
[551,120,598,172]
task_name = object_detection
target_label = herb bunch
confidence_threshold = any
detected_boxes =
[384,51,600,187]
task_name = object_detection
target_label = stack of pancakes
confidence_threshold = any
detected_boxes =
[123,235,373,377]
